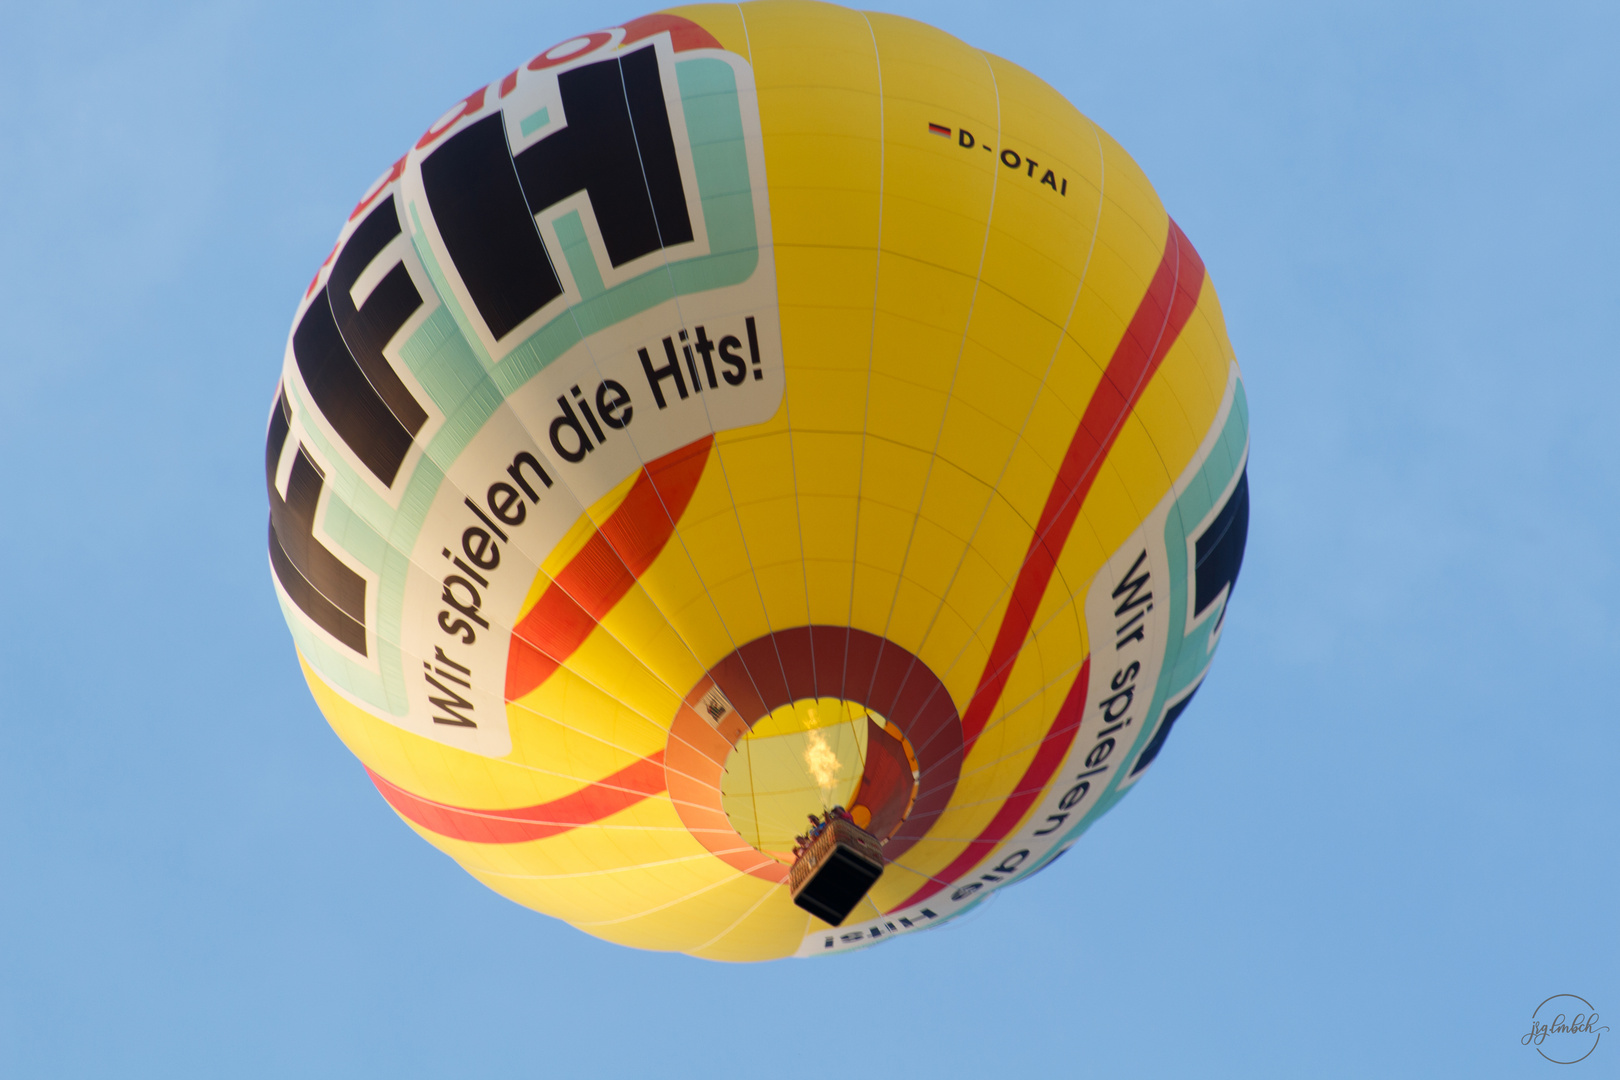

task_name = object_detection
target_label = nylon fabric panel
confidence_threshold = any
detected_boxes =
[266,2,1251,961]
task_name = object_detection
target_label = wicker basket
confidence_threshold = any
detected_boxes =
[789,818,885,926]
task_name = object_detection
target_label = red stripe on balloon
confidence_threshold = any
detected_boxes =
[504,436,712,703]
[956,219,1205,756]
[367,751,668,845]
[618,13,723,53]
[895,658,1089,908]
[390,220,1203,852]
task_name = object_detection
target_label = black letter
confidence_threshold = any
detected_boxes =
[438,612,476,644]
[1033,814,1068,836]
[993,850,1029,875]
[1058,781,1090,810]
[486,482,527,526]
[266,390,369,655]
[442,576,490,629]
[596,380,632,429]
[1111,550,1152,616]
[425,672,477,728]
[549,396,593,462]
[1084,738,1115,769]
[513,47,693,269]
[693,326,719,389]
[462,527,499,571]
[1099,686,1134,723]
[717,335,746,385]
[958,128,975,148]
[420,114,562,340]
[1130,688,1200,777]
[639,340,688,408]
[571,385,608,442]
[1193,469,1250,622]
[679,331,703,392]
[293,195,430,488]
[745,315,763,381]
[433,646,470,674]
[1110,661,1140,690]
[507,451,552,502]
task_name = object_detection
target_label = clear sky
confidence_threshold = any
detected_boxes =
[2,1,1616,1076]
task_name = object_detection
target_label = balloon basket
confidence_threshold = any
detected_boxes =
[789,818,885,926]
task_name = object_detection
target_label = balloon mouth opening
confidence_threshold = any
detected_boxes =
[664,626,963,882]
[720,697,919,864]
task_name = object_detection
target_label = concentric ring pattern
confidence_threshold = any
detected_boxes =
[266,1,1251,960]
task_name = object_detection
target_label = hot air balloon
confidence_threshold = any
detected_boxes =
[266,1,1250,960]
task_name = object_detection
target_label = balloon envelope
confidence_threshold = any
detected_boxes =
[266,1,1250,960]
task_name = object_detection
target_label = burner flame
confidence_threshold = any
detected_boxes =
[804,722,842,795]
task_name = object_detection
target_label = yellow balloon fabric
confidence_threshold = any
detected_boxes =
[267,1,1251,960]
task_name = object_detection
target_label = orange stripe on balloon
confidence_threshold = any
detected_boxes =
[895,658,1089,909]
[382,438,709,848]
[504,435,712,702]
[367,751,668,844]
[956,219,1205,756]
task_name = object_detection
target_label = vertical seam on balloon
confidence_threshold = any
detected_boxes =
[907,218,1189,767]
[288,188,510,705]
[842,10,887,708]
[500,694,714,781]
[381,684,722,793]
[282,392,716,764]
[782,386,818,707]
[689,878,785,954]
[294,460,717,778]
[280,380,716,786]
[733,3,754,66]
[744,722,761,848]
[721,2,803,722]
[868,106,1110,765]
[981,337,1217,764]
[731,0,818,707]
[382,47,774,790]
[848,699,869,792]
[500,441,705,688]
[909,653,1087,801]
[367,751,669,843]
[316,281,423,481]
[369,760,676,817]
[495,43,758,729]
[859,45,1003,715]
[474,852,721,880]
[493,487,722,734]
[508,40,781,738]
[950,226,1186,758]
[1110,249,1219,684]
[474,58,738,729]
[894,655,1090,909]
[572,863,766,926]
[473,850,723,880]
[884,855,954,891]
[610,37,799,736]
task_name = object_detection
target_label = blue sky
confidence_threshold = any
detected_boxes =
[2,1,1617,1076]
